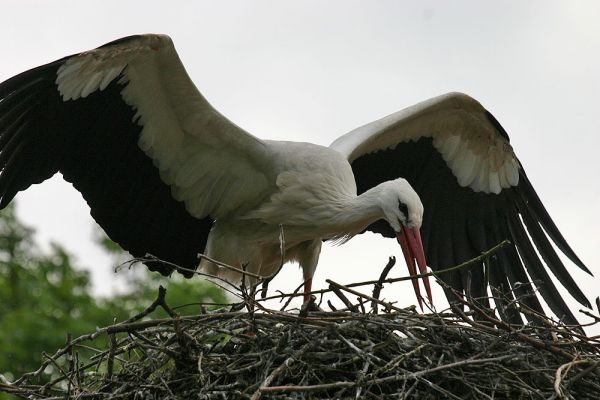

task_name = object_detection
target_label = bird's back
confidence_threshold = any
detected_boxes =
[244,140,358,227]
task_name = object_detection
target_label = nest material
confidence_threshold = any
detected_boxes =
[2,251,600,399]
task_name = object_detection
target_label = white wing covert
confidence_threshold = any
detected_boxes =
[55,34,271,219]
[333,92,519,194]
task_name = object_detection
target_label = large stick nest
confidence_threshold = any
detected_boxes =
[1,245,600,399]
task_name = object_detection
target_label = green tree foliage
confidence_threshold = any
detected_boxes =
[0,204,227,394]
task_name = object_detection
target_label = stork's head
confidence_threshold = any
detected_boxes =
[379,179,432,309]
[379,178,424,232]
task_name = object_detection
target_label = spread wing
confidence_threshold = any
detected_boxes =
[331,92,591,324]
[0,34,274,276]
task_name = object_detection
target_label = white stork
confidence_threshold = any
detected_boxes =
[0,35,591,323]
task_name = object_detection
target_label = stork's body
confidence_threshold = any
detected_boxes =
[201,141,356,282]
[203,140,420,293]
[0,34,591,324]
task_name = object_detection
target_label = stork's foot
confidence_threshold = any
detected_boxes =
[300,295,321,316]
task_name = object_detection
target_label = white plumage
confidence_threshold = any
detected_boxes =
[0,34,591,323]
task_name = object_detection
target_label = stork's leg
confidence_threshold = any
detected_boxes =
[298,239,322,303]
[303,278,313,303]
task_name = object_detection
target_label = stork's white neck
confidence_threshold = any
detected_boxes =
[325,178,422,239]
[242,177,419,242]
[327,187,387,238]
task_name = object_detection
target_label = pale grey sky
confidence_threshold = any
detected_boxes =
[1,1,599,327]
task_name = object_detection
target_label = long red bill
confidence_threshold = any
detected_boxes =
[396,226,432,310]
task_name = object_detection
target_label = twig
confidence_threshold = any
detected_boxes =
[371,256,396,314]
[330,284,359,313]
[259,381,355,394]
[251,341,313,400]
[197,253,263,279]
[66,333,73,398]
[259,240,511,303]
[554,359,588,398]
[261,224,286,299]
[564,361,600,389]
[107,334,117,380]
[444,283,577,360]
[326,279,404,313]
[279,281,306,312]
[4,239,600,400]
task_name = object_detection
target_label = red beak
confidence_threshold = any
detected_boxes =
[396,226,432,310]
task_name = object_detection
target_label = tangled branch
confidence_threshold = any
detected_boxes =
[1,242,599,399]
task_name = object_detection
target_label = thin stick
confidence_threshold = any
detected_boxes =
[444,283,577,360]
[261,224,287,298]
[554,359,589,398]
[251,341,313,400]
[371,256,396,313]
[330,284,359,313]
[197,253,263,279]
[326,279,404,313]
[259,240,511,302]
[260,355,515,394]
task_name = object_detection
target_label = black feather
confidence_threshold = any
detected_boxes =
[505,206,579,325]
[0,50,212,277]
[350,136,590,324]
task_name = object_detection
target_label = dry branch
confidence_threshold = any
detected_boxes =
[1,242,599,399]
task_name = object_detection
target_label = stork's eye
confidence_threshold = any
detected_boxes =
[398,201,408,217]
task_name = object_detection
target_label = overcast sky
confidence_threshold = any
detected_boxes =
[1,1,599,328]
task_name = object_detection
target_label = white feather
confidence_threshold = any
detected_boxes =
[446,136,467,170]
[497,163,508,188]
[440,134,462,162]
[173,152,207,188]
[455,149,479,187]
[331,92,521,194]
[80,72,103,98]
[488,171,502,194]
[99,66,125,90]
[506,159,520,186]
[472,159,490,192]
[171,167,210,202]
